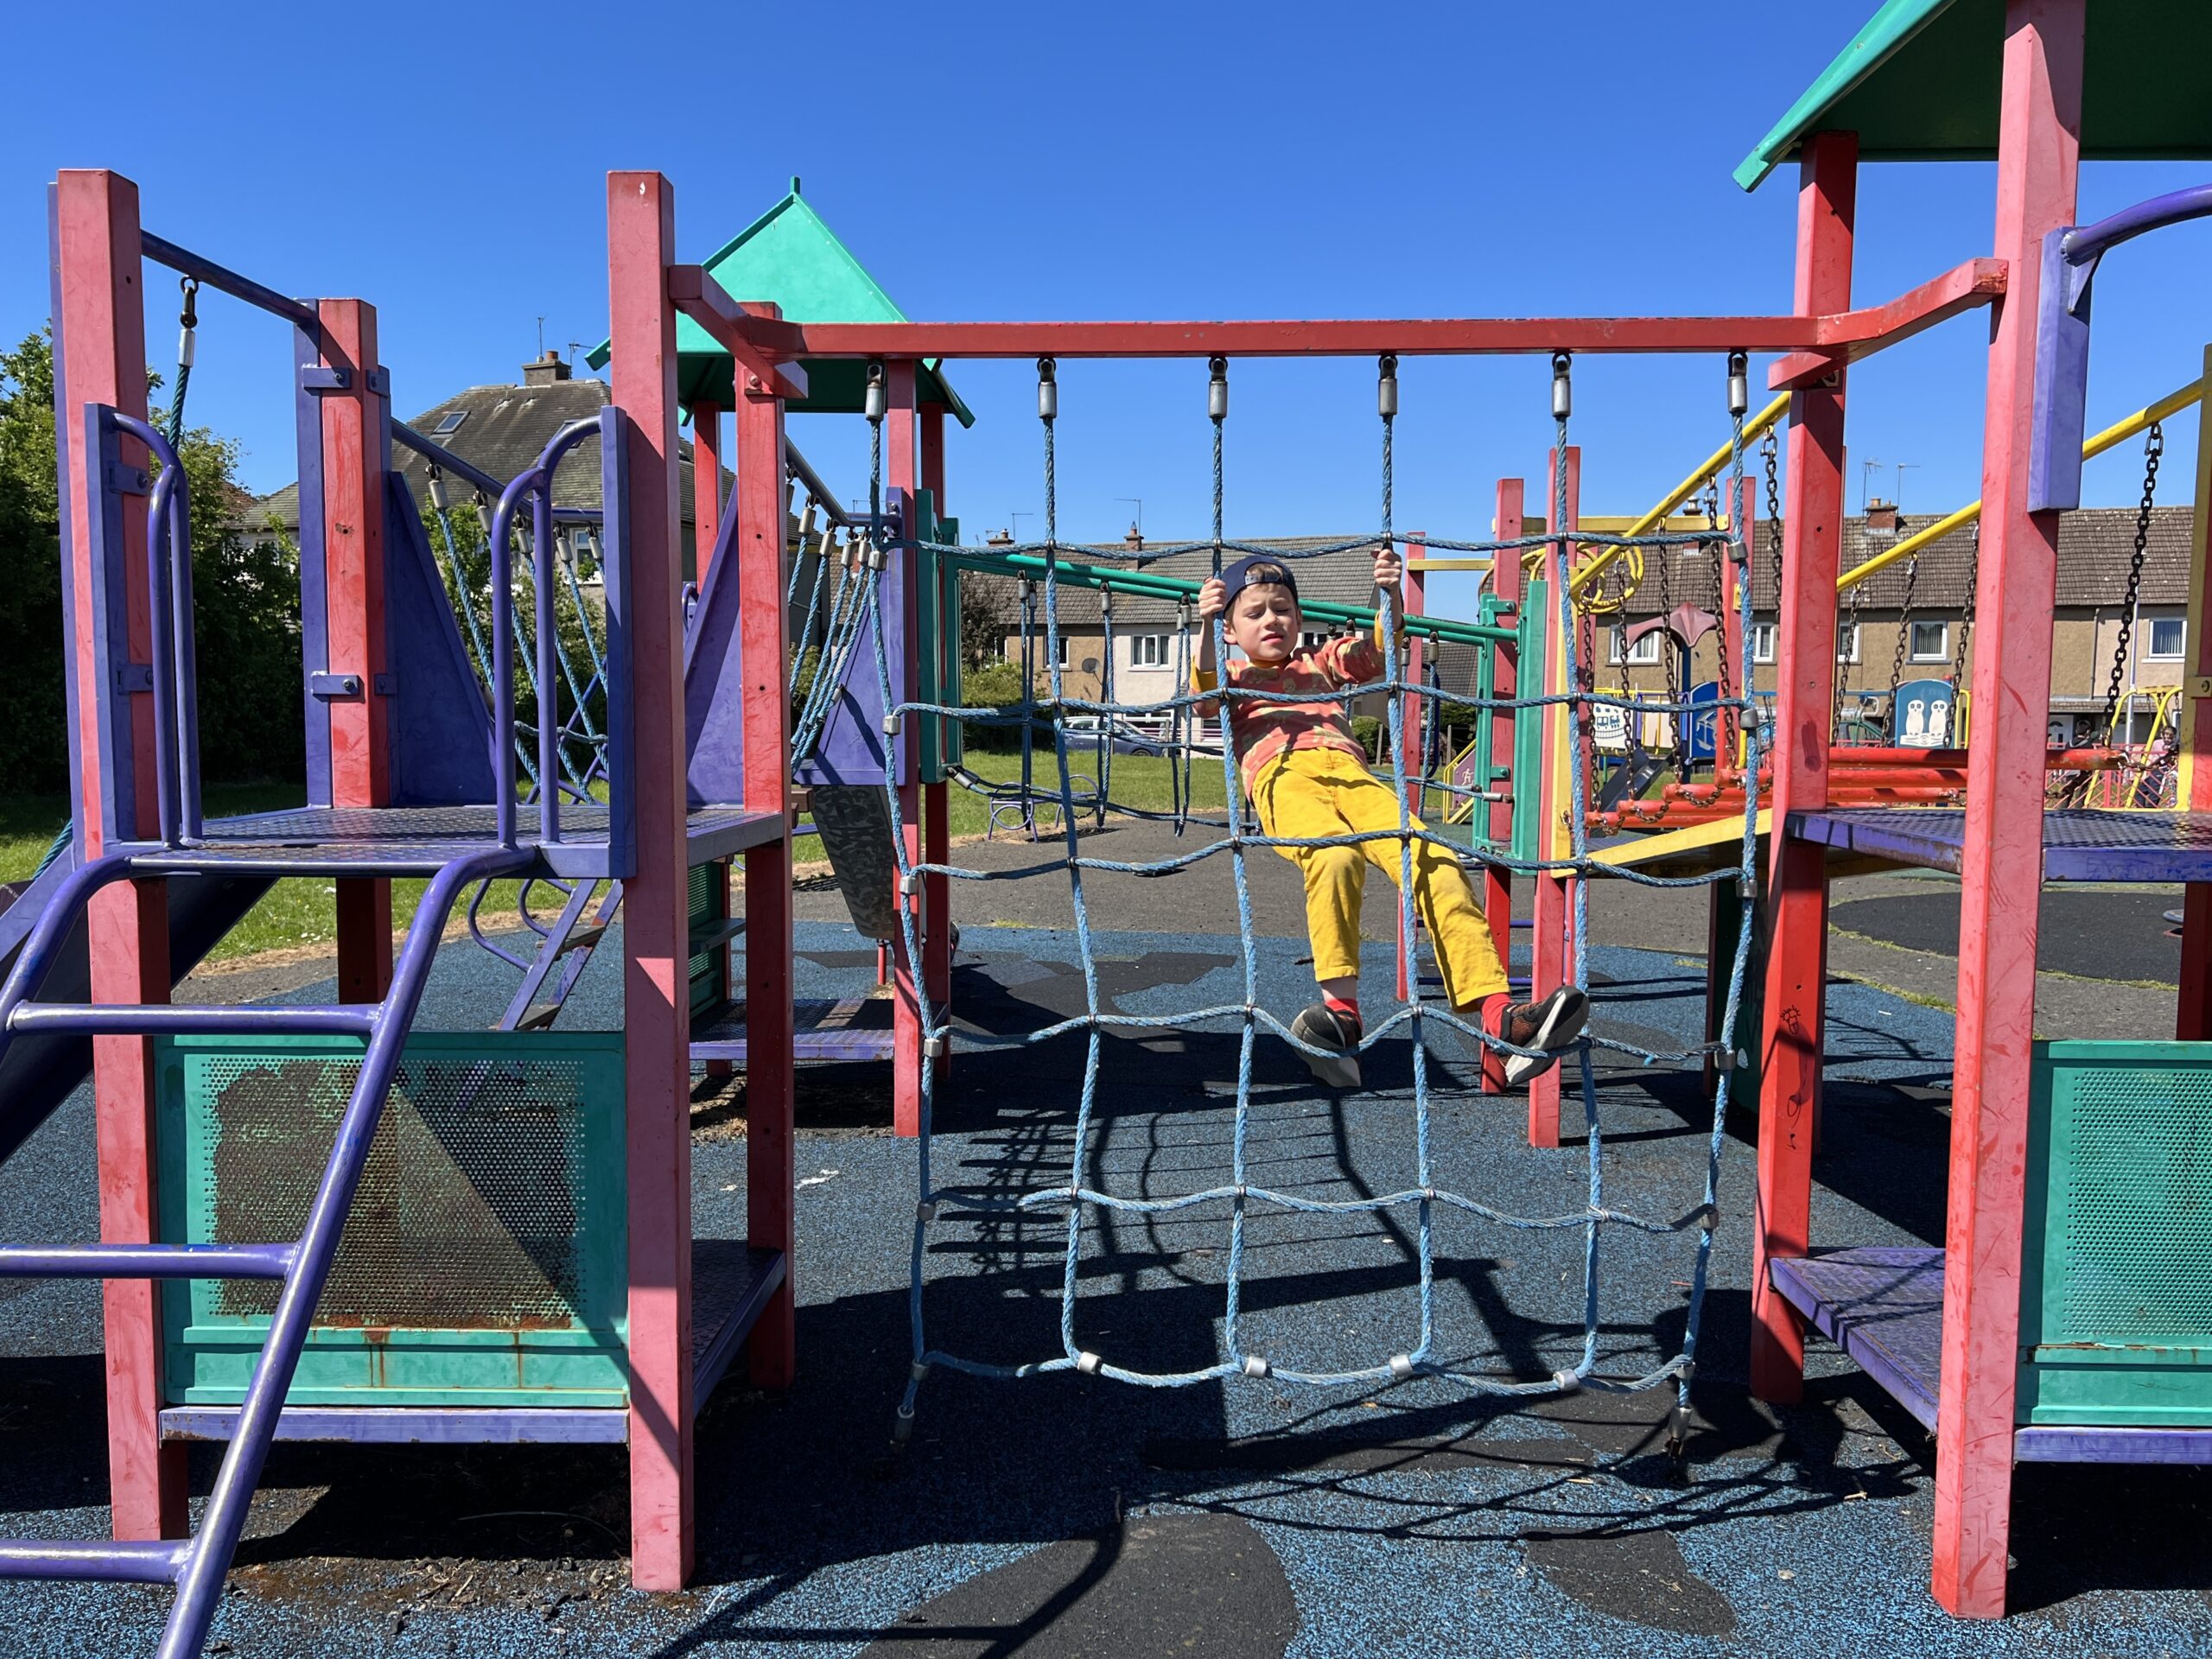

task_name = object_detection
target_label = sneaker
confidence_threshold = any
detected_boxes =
[1497,987,1592,1085]
[1290,1003,1363,1090]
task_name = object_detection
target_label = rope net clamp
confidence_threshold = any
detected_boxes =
[1550,1369,1582,1393]
[1551,352,1573,421]
[924,1033,948,1061]
[1037,356,1058,423]
[883,712,901,736]
[1077,1351,1103,1376]
[1713,1049,1737,1073]
[900,870,920,897]
[1726,349,1749,419]
[893,1405,916,1443]
[916,1200,938,1224]
[911,1360,931,1383]
[1209,355,1229,421]
[1389,1354,1415,1381]
[863,361,887,424]
[1241,1355,1271,1379]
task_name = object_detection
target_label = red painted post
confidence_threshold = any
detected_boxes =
[691,400,724,578]
[1395,541,1425,1004]
[888,364,924,1137]
[736,346,797,1390]
[55,168,187,1543]
[1934,0,2082,1619]
[2174,349,2212,1039]
[607,169,696,1590]
[920,404,953,1013]
[317,299,394,1004]
[1751,129,1856,1406]
[1528,448,1579,1147]
[1483,482,1522,1096]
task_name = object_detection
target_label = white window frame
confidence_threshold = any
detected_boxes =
[1836,624,1860,664]
[1131,632,1169,668]
[1055,634,1072,669]
[2147,616,2187,661]
[1609,627,1662,666]
[1750,621,1776,664]
[1299,631,1330,652]
[1908,619,1949,663]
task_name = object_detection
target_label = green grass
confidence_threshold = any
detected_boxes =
[0,751,1236,969]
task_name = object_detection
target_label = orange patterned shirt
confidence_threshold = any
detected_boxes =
[1199,634,1388,791]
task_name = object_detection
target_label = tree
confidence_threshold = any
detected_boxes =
[0,332,67,791]
[958,570,1018,671]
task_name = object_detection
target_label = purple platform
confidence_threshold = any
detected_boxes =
[690,997,896,1064]
[1770,1247,2212,1465]
[127,804,785,880]
[1784,808,2212,882]
[159,1242,785,1446]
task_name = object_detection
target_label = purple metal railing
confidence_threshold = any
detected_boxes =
[0,841,530,1659]
[109,413,202,849]
[486,416,607,851]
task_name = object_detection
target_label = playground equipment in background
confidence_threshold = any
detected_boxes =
[0,169,798,1658]
[1733,0,2212,1620]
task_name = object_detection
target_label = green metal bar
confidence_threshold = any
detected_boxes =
[938,546,1514,648]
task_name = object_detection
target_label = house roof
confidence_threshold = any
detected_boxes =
[1736,0,2212,191]
[582,181,971,427]
[1611,505,2195,616]
[254,375,721,531]
[972,537,1386,630]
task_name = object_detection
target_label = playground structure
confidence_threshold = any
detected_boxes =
[0,3,2208,1649]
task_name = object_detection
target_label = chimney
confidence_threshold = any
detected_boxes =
[987,528,1014,547]
[523,351,571,386]
[1865,497,1898,534]
[1123,522,1144,553]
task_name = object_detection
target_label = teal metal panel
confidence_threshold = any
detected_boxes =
[157,1032,629,1409]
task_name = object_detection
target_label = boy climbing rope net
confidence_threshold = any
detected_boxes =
[1193,548,1589,1089]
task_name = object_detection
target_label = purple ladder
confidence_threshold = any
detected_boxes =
[0,840,529,1659]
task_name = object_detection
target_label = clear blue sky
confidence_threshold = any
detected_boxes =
[7,2,2206,622]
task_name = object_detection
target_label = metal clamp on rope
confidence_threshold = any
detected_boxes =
[867,541,887,572]
[1242,1355,1271,1379]
[883,711,901,735]
[924,1034,948,1061]
[1550,1368,1582,1393]
[1726,349,1749,419]
[1037,356,1058,424]
[426,467,448,513]
[1377,353,1399,420]
[1551,352,1573,421]
[916,1200,938,1224]
[892,1405,916,1444]
[1713,1048,1737,1072]
[175,277,199,369]
[1389,1354,1416,1381]
[900,870,920,897]
[1076,1351,1103,1376]
[1677,1359,1697,1382]
[1208,356,1229,421]
[863,361,887,424]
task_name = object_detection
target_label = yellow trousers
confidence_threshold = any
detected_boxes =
[1251,746,1510,1010]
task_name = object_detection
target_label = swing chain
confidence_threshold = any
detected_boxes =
[1951,520,1979,690]
[2099,421,2164,738]
[1761,428,1783,605]
[1887,552,1921,709]
[1835,579,1865,741]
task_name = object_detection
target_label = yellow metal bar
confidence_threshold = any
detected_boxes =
[1836,372,2208,593]
[1404,557,1492,572]
[1567,391,1790,595]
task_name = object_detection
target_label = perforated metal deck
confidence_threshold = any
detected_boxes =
[1770,1248,2212,1465]
[1785,808,2212,881]
[124,804,784,878]
[690,997,897,1064]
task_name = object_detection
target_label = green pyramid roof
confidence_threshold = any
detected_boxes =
[586,180,972,427]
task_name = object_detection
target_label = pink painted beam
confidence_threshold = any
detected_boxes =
[920,404,953,1014]
[888,365,924,1138]
[690,398,735,1083]
[54,168,188,1544]
[607,169,696,1591]
[1753,129,1857,1408]
[1934,0,2084,1620]
[1527,448,1579,1148]
[317,299,394,1005]
[1482,481,1522,1097]
[737,371,797,1391]
[665,266,807,398]
[1767,257,2009,389]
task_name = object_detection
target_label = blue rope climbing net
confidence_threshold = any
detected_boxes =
[860,350,1765,1444]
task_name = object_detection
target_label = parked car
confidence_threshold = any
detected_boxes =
[1062,715,1171,756]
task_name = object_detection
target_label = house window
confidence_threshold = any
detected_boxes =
[1610,627,1661,665]
[1300,632,1329,652]
[1132,633,1169,667]
[2148,617,2187,660]
[1055,634,1072,668]
[431,410,467,435]
[1836,624,1859,664]
[1909,620,1948,662]
[1750,622,1776,664]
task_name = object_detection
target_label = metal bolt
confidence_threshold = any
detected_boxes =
[1727,350,1749,418]
[1551,352,1572,421]
[1208,356,1228,422]
[1377,353,1399,420]
[863,362,887,423]
[1037,356,1058,423]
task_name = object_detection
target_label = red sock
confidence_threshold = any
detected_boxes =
[1323,992,1361,1031]
[1476,992,1510,1033]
